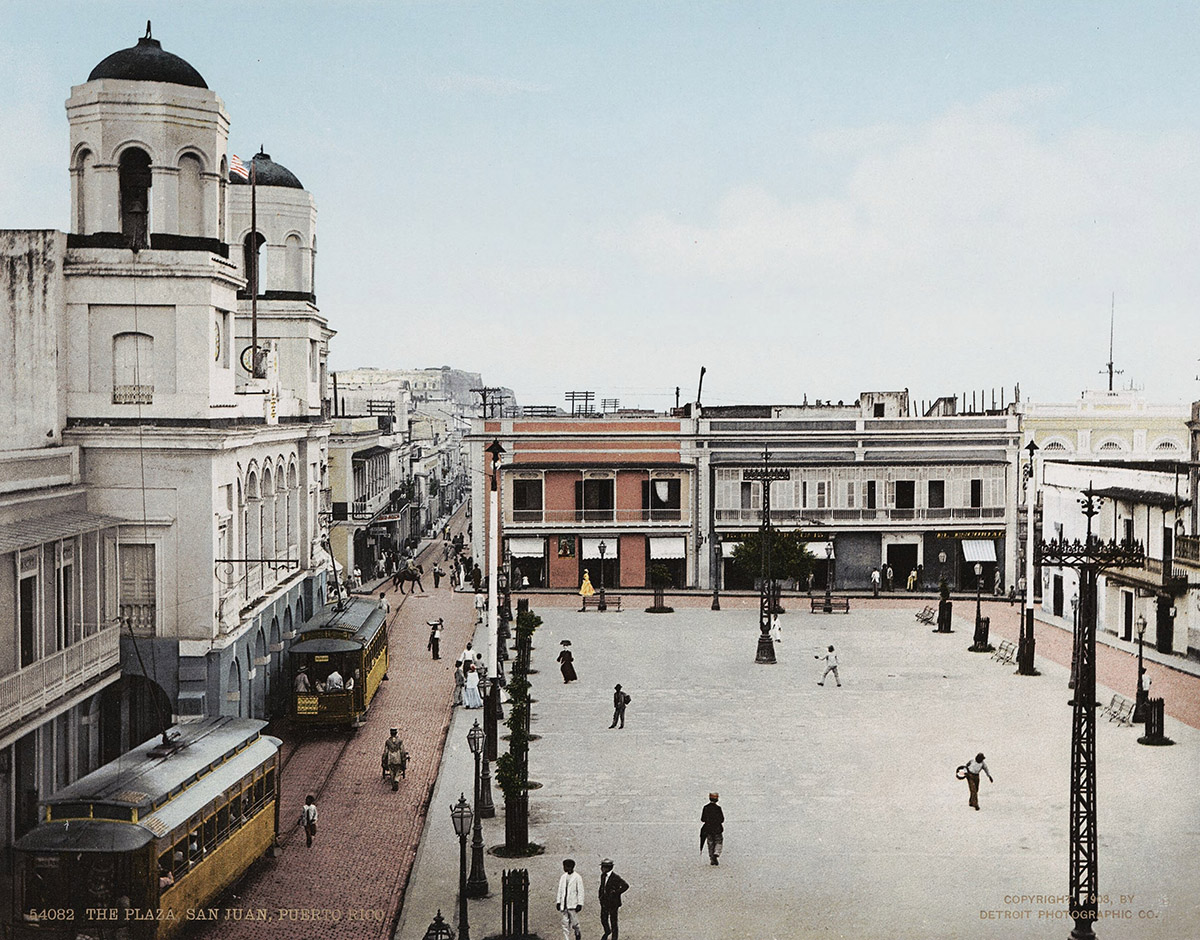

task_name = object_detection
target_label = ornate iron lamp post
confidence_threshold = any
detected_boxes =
[422,909,455,940]
[476,692,496,817]
[466,722,489,897]
[1132,614,1149,722]
[1018,439,1039,674]
[823,541,835,612]
[745,448,789,664]
[451,794,472,940]
[711,534,721,611]
[969,562,992,651]
[597,540,607,611]
[1037,484,1143,940]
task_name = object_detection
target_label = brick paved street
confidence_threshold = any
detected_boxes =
[190,511,475,940]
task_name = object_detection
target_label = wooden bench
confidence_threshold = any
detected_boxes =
[915,605,936,625]
[580,595,622,612]
[991,639,1017,665]
[1104,693,1135,726]
[810,595,851,614]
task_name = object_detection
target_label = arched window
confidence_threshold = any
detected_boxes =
[1042,440,1069,453]
[1098,440,1124,454]
[74,149,94,234]
[1154,439,1181,452]
[178,153,204,236]
[119,148,152,248]
[286,234,304,292]
[262,467,276,585]
[242,232,266,295]
[226,659,242,717]
[112,332,154,404]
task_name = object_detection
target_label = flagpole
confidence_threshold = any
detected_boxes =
[250,155,259,378]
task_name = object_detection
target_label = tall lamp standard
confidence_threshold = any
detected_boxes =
[1133,614,1149,722]
[465,722,489,897]
[745,448,789,664]
[476,693,496,817]
[451,794,472,940]
[597,540,608,612]
[974,562,983,629]
[823,542,835,613]
[711,535,721,611]
[484,440,505,728]
[1018,439,1040,674]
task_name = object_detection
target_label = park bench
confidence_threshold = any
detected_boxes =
[1103,693,1135,726]
[810,595,851,614]
[991,639,1017,665]
[580,595,622,612]
[915,605,936,625]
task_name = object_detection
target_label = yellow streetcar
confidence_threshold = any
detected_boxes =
[11,717,280,940]
[290,595,389,727]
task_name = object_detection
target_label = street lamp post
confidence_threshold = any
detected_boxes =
[598,540,607,612]
[745,448,789,664]
[485,440,505,732]
[711,535,721,611]
[476,693,496,816]
[465,722,489,897]
[1133,614,1149,722]
[823,542,835,613]
[969,561,992,652]
[451,794,472,940]
[1018,439,1039,675]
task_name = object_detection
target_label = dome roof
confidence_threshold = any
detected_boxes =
[88,28,207,88]
[229,151,304,189]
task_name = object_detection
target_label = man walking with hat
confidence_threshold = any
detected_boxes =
[700,792,724,865]
[598,858,628,940]
[609,684,630,729]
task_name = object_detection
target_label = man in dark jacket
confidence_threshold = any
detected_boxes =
[598,858,628,940]
[609,684,629,729]
[700,792,724,865]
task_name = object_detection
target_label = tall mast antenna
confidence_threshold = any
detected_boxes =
[1101,292,1123,391]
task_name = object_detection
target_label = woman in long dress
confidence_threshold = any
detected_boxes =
[579,570,595,597]
[557,640,578,683]
[462,664,484,708]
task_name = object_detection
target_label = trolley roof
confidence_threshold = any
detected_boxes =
[41,718,272,814]
[296,596,385,646]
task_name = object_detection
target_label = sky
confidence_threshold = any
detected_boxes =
[3,1,1199,411]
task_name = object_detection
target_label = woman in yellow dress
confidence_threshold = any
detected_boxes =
[579,569,595,597]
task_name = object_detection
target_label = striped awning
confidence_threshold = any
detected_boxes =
[582,538,616,559]
[649,537,687,559]
[507,537,546,557]
[962,540,997,563]
[722,541,741,558]
[0,510,125,556]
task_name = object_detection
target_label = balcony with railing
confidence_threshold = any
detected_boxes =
[505,507,688,527]
[0,624,121,735]
[713,506,1006,526]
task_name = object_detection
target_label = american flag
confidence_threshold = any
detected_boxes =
[229,153,250,180]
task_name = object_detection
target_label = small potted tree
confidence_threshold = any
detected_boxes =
[645,564,674,613]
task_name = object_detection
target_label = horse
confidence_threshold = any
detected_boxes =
[393,564,425,594]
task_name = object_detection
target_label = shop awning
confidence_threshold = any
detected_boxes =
[962,540,997,563]
[804,542,834,559]
[649,537,687,559]
[582,538,617,559]
[507,537,546,557]
[722,542,741,558]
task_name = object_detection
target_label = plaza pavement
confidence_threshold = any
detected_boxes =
[396,596,1200,940]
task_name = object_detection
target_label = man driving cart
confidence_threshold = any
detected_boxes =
[381,728,409,791]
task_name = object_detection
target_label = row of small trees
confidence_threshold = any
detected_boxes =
[495,607,540,854]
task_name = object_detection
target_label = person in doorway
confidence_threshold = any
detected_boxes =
[907,569,917,591]
[885,565,894,591]
[962,752,993,810]
[579,570,595,598]
[301,795,318,848]
[597,858,629,940]
[558,640,578,683]
[556,858,585,940]
[815,645,841,687]
[700,793,724,865]
[610,684,630,728]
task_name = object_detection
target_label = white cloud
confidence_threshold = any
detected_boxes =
[625,89,1200,302]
